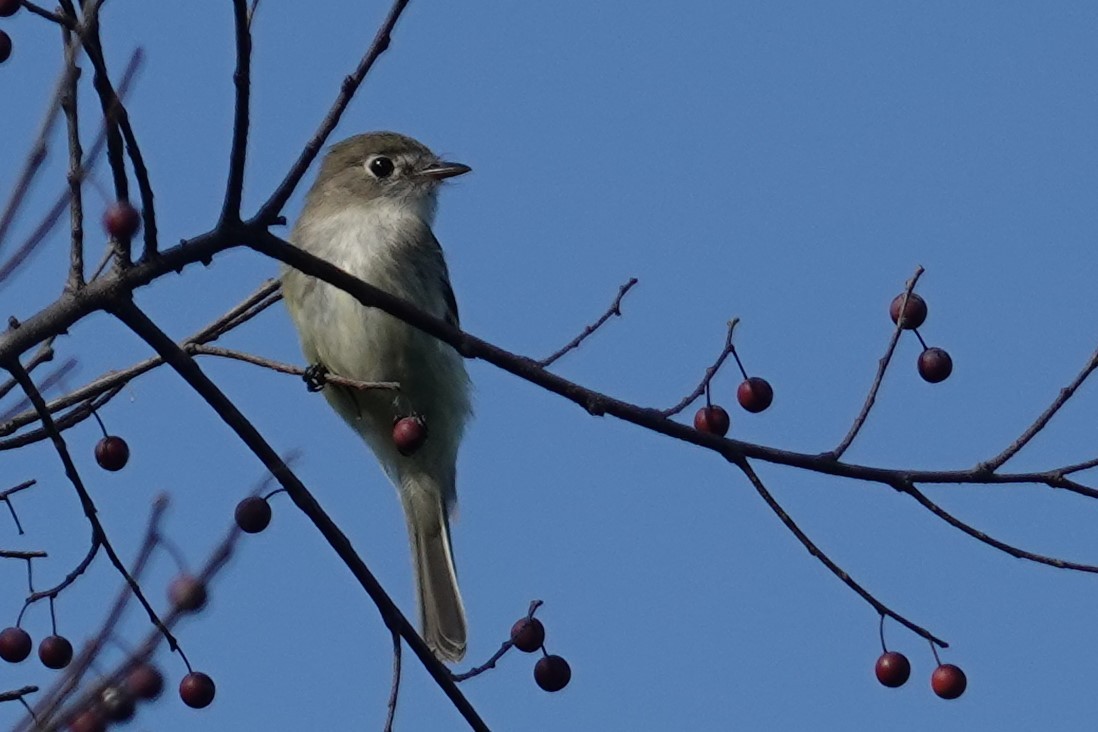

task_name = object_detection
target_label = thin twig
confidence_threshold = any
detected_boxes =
[0,49,144,286]
[61,25,85,291]
[980,342,1098,472]
[384,630,402,732]
[4,360,181,655]
[221,0,252,225]
[451,601,543,682]
[733,457,948,647]
[829,266,925,460]
[254,0,413,224]
[539,277,638,367]
[662,319,739,417]
[188,344,398,391]
[899,480,1098,573]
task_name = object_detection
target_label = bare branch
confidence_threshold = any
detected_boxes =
[829,266,925,459]
[734,458,948,648]
[662,319,739,417]
[539,277,638,368]
[254,0,413,224]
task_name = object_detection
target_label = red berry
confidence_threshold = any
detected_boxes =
[234,496,272,533]
[931,663,967,699]
[179,671,216,708]
[874,651,911,688]
[101,685,136,722]
[169,575,208,613]
[393,416,427,456]
[0,627,32,663]
[38,634,74,669]
[693,405,730,436]
[918,347,953,383]
[126,663,165,700]
[889,292,928,329]
[102,201,141,240]
[510,617,545,653]
[95,435,130,471]
[737,377,774,413]
[0,0,20,17]
[67,708,107,732]
[0,30,11,64]
[533,654,571,692]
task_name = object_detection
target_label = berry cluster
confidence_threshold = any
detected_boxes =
[875,650,966,700]
[510,615,571,692]
[693,375,774,439]
[889,292,953,383]
[64,663,166,731]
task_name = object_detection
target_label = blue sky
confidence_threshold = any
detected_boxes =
[2,2,1098,730]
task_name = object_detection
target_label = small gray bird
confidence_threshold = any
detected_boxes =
[282,132,473,662]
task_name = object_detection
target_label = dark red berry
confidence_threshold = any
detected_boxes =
[168,575,208,613]
[0,30,11,64]
[0,627,32,663]
[101,685,136,722]
[179,671,216,708]
[533,654,571,692]
[103,201,141,240]
[95,435,130,471]
[67,708,107,732]
[38,634,73,669]
[889,292,928,330]
[126,663,165,700]
[510,617,545,653]
[737,377,774,413]
[874,651,911,688]
[693,405,730,436]
[918,347,953,383]
[931,663,967,699]
[234,496,272,533]
[0,0,20,17]
[393,416,427,456]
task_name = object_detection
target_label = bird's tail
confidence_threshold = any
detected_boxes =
[402,482,467,662]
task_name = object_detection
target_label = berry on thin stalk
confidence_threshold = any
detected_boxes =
[38,634,73,669]
[179,671,216,708]
[95,435,130,471]
[918,347,953,383]
[0,0,20,17]
[534,654,571,692]
[103,201,141,240]
[874,651,910,688]
[510,617,545,653]
[393,415,427,455]
[889,292,927,330]
[931,663,967,699]
[235,496,272,533]
[168,575,208,613]
[737,377,773,413]
[693,405,730,436]
[0,626,31,663]
[0,30,12,64]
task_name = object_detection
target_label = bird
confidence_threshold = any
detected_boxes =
[282,132,473,661]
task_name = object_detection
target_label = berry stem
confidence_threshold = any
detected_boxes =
[730,344,750,381]
[878,613,888,653]
[49,595,57,635]
[914,330,929,350]
[91,409,109,439]
[929,638,942,666]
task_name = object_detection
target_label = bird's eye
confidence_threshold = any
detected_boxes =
[369,156,395,178]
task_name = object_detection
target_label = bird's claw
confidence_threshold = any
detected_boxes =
[304,364,329,392]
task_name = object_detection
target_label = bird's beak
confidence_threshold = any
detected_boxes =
[419,161,472,181]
